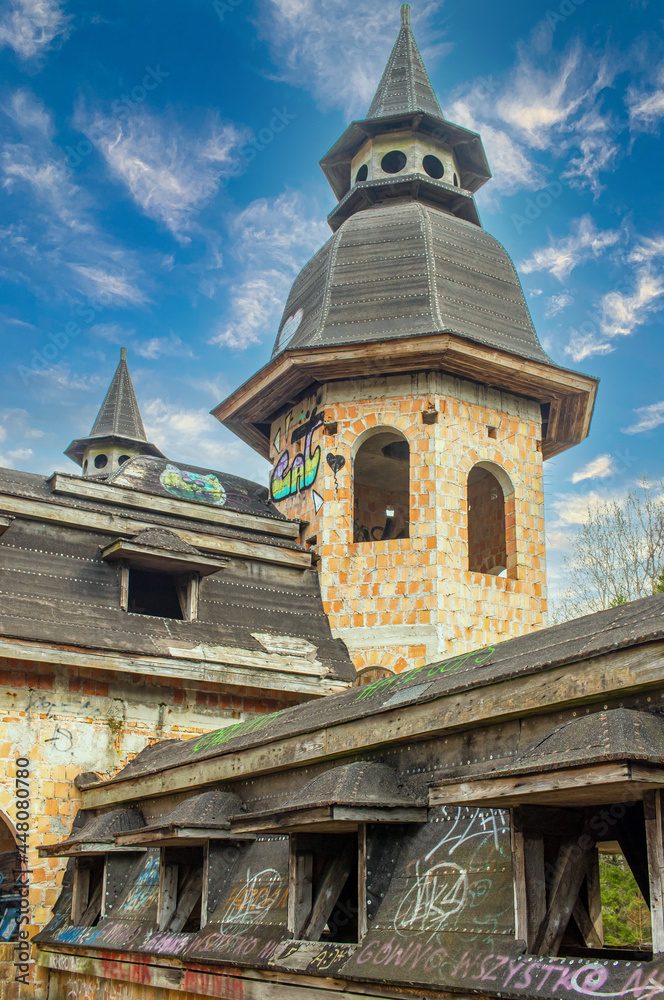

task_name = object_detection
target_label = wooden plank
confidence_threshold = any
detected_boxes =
[357,825,367,942]
[0,494,311,569]
[0,514,12,536]
[0,637,348,699]
[201,842,210,929]
[50,472,301,539]
[289,837,314,939]
[79,878,103,927]
[302,844,355,941]
[645,789,664,954]
[169,867,203,933]
[524,832,546,951]
[82,641,664,809]
[572,898,603,948]
[510,810,528,945]
[429,763,643,806]
[586,847,604,947]
[70,862,90,924]
[534,836,593,955]
[158,850,178,932]
[38,947,420,1000]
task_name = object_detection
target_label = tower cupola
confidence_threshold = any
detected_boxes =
[65,348,164,477]
[320,4,491,231]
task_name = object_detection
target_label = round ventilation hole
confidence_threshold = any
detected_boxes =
[355,164,368,183]
[94,454,108,470]
[119,455,131,466]
[381,150,407,174]
[423,154,444,179]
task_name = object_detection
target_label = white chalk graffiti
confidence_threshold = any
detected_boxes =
[436,807,507,856]
[221,867,286,925]
[395,860,468,939]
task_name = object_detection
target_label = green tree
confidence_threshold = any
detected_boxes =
[554,477,664,622]
[599,854,651,948]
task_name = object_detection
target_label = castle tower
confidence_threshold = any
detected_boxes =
[65,347,164,477]
[213,6,598,674]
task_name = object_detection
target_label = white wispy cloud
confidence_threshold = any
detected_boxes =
[0,0,71,62]
[211,191,328,350]
[134,335,194,360]
[545,292,573,317]
[68,265,148,305]
[571,454,616,484]
[622,401,664,435]
[520,215,621,281]
[75,104,249,241]
[143,398,270,483]
[259,0,446,118]
[549,490,616,526]
[628,235,664,264]
[627,64,664,131]
[599,268,664,338]
[564,330,614,364]
[1,91,147,307]
[560,110,620,197]
[0,407,44,467]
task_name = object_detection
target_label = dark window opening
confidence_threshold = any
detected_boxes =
[354,431,410,542]
[118,455,131,466]
[381,150,407,174]
[82,460,88,473]
[513,802,656,961]
[355,164,368,183]
[467,465,507,574]
[72,856,105,926]
[453,172,459,186]
[423,154,444,179]
[94,454,108,469]
[128,568,185,620]
[0,849,22,942]
[290,833,359,943]
[158,846,205,933]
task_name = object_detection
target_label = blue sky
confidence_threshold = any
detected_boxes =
[0,0,663,602]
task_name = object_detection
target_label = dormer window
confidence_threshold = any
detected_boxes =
[101,528,229,621]
[72,856,105,926]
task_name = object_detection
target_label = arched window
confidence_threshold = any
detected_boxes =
[467,465,508,574]
[0,813,21,941]
[353,430,410,542]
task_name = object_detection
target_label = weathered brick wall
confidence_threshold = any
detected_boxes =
[467,466,507,574]
[0,658,304,1000]
[269,371,547,673]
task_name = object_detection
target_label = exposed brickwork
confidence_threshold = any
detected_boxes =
[468,466,508,575]
[271,371,547,672]
[0,658,304,1000]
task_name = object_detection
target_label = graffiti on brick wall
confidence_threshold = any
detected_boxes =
[270,404,324,502]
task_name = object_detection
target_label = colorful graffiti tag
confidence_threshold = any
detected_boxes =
[270,406,325,502]
[160,464,227,506]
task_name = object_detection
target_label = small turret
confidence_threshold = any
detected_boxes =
[65,348,164,477]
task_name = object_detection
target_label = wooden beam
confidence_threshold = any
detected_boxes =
[534,836,594,956]
[644,789,664,954]
[358,824,368,942]
[429,763,664,807]
[288,837,313,939]
[302,843,354,941]
[510,810,528,945]
[586,847,604,947]
[169,867,203,933]
[0,494,311,570]
[0,637,347,699]
[50,473,300,540]
[158,850,178,932]
[82,641,664,809]
[71,861,90,924]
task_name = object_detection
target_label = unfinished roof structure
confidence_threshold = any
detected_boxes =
[36,594,664,999]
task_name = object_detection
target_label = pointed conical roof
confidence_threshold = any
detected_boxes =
[64,348,164,468]
[90,347,147,441]
[367,6,443,120]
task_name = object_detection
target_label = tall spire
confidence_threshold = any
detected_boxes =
[64,348,164,476]
[366,5,443,121]
[90,347,148,442]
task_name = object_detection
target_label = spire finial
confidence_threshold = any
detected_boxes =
[120,347,128,362]
[401,4,411,25]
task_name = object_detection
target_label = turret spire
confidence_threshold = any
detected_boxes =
[64,348,164,476]
[366,3,443,120]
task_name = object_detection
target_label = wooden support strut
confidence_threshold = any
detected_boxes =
[301,844,355,942]
[644,789,664,954]
[533,832,595,956]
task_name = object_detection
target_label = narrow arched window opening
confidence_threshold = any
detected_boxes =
[354,431,410,542]
[467,465,507,574]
